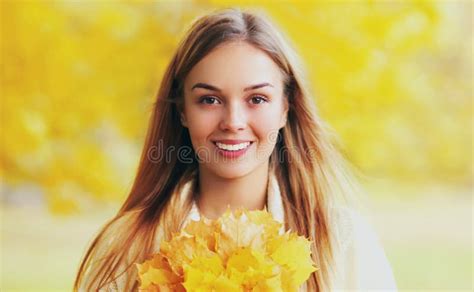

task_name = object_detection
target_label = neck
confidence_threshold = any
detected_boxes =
[196,163,269,220]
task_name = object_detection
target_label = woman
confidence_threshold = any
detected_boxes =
[74,8,397,291]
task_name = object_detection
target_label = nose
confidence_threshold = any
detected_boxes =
[219,102,247,132]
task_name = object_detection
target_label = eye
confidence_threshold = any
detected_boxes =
[250,95,268,105]
[199,96,221,105]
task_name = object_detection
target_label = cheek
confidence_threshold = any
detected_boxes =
[252,108,285,140]
[249,122,279,153]
[185,109,219,142]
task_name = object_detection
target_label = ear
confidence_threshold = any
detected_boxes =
[180,111,188,128]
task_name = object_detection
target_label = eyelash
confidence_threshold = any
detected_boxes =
[199,95,268,105]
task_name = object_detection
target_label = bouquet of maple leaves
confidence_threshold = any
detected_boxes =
[136,209,317,291]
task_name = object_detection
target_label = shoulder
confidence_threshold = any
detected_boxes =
[328,206,356,252]
[77,210,142,291]
[328,205,385,253]
[328,205,398,290]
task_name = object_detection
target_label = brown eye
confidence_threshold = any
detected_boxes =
[200,96,220,105]
[250,95,267,105]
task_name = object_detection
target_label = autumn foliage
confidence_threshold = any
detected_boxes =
[1,1,471,214]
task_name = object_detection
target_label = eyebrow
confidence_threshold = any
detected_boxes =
[191,82,273,92]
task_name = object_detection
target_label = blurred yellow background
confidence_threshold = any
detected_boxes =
[1,0,472,290]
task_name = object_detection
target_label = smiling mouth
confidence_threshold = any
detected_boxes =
[213,141,253,151]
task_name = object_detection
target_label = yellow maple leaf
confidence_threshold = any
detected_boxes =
[270,233,318,285]
[183,218,217,251]
[216,209,266,262]
[160,234,214,276]
[136,254,181,290]
[253,273,282,292]
[246,208,283,237]
[225,247,279,290]
[183,264,240,292]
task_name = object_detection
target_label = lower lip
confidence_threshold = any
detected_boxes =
[214,142,252,159]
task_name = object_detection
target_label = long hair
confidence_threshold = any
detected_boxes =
[74,8,363,291]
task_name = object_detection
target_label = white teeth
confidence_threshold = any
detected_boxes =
[215,142,251,151]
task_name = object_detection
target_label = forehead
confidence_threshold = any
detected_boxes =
[184,41,284,91]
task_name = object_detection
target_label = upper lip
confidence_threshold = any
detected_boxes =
[213,139,253,145]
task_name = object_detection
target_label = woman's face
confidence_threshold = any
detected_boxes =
[181,41,288,179]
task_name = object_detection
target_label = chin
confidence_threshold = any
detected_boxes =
[208,164,254,180]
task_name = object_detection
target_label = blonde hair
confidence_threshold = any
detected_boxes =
[74,8,362,291]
